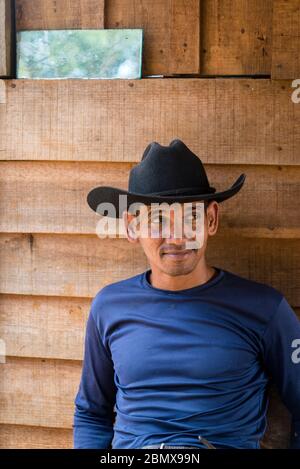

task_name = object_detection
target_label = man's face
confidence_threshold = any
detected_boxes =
[123,200,219,278]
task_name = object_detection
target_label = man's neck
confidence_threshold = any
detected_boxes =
[149,263,217,291]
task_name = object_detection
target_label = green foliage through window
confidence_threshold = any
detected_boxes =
[16,29,143,79]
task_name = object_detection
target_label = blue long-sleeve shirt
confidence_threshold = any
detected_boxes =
[73,266,300,449]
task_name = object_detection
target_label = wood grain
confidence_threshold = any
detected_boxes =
[0,356,81,428]
[0,233,299,305]
[0,0,13,77]
[271,0,300,79]
[0,294,89,360]
[1,162,300,236]
[201,0,272,76]
[0,78,300,164]
[105,0,200,76]
[0,424,73,448]
[0,78,5,103]
[15,0,104,29]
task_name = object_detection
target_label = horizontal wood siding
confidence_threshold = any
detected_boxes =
[0,79,300,164]
[15,0,105,29]
[271,0,300,79]
[1,0,300,449]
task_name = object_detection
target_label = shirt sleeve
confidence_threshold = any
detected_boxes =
[73,298,117,448]
[261,295,300,449]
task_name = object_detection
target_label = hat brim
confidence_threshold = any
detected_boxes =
[87,173,246,218]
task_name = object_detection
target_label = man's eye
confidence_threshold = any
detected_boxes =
[150,214,200,223]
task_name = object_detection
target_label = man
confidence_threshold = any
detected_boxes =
[73,139,300,449]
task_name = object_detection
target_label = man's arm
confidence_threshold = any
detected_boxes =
[73,298,117,448]
[261,295,300,449]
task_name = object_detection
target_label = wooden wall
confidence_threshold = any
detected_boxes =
[0,0,300,449]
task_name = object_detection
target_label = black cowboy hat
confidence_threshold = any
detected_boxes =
[87,139,246,218]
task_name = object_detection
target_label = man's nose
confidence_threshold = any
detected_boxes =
[165,217,187,240]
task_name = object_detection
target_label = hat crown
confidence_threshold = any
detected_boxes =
[128,139,215,196]
[86,138,246,217]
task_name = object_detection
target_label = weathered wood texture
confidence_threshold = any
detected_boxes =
[15,0,199,76]
[0,424,73,448]
[0,78,6,102]
[0,357,81,428]
[0,233,299,306]
[0,294,88,360]
[0,0,13,77]
[15,0,105,29]
[200,0,273,76]
[12,0,300,78]
[271,0,300,79]
[0,79,300,164]
[0,161,300,238]
[105,0,200,76]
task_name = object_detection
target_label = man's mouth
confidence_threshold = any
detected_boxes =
[162,249,194,259]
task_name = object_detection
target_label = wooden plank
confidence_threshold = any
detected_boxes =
[0,357,81,428]
[0,233,148,298]
[1,78,299,164]
[201,0,272,76]
[0,424,73,448]
[1,295,299,362]
[15,0,104,29]
[1,162,300,237]
[105,0,200,76]
[0,78,5,103]
[271,0,300,79]
[0,294,89,360]
[0,357,292,448]
[0,0,13,77]
[0,160,133,235]
[0,233,299,305]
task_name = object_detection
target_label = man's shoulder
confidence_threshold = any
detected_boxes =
[96,271,143,295]
[222,268,284,312]
[90,271,144,314]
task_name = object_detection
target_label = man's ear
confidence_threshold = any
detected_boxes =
[207,201,219,236]
[123,211,139,243]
